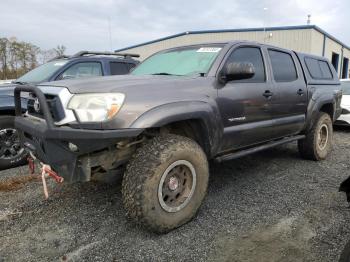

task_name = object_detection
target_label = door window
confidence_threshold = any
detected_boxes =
[59,62,102,80]
[268,50,298,82]
[225,47,266,82]
[127,63,137,71]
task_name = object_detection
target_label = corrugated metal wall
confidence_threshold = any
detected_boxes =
[124,29,314,60]
[310,30,324,56]
[122,27,350,78]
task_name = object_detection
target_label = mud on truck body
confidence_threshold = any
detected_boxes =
[14,41,342,233]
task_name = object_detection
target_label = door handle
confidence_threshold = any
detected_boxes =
[263,90,273,98]
[297,89,305,96]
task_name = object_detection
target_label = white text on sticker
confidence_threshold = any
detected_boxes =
[197,47,222,53]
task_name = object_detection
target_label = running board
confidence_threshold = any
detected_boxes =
[215,135,305,163]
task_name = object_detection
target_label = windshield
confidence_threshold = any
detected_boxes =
[341,81,350,95]
[132,46,223,76]
[17,60,68,83]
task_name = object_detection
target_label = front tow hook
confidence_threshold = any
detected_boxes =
[28,152,64,199]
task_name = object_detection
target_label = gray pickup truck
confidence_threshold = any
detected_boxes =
[14,41,342,232]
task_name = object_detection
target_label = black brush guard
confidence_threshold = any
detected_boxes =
[14,85,143,182]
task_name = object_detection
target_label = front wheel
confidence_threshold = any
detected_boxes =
[298,112,333,161]
[122,134,209,233]
[0,116,27,170]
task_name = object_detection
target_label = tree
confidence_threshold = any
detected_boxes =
[38,49,57,64]
[0,36,65,79]
[0,38,9,79]
[54,45,66,56]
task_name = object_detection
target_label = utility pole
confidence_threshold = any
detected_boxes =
[263,7,268,43]
[108,17,113,52]
[307,14,311,25]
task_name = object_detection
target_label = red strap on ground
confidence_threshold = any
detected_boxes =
[28,157,35,175]
[43,166,64,183]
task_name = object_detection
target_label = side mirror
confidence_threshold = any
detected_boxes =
[219,62,255,83]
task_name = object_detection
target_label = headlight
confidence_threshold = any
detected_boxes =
[68,93,125,122]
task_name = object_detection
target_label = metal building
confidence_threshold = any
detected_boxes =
[115,25,350,79]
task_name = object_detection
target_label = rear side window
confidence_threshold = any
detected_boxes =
[110,62,131,75]
[305,57,333,79]
[268,50,298,82]
[225,47,266,82]
[60,62,102,80]
[127,63,137,71]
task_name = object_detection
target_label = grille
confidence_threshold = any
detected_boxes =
[27,93,65,122]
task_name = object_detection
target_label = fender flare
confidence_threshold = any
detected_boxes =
[305,93,336,131]
[130,101,222,156]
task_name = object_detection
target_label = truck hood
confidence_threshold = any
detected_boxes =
[0,83,33,99]
[0,82,16,88]
[38,74,206,94]
[0,83,17,96]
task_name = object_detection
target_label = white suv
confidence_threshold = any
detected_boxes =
[336,79,350,125]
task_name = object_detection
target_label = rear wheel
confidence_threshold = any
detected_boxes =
[0,116,27,170]
[122,134,209,233]
[298,112,333,161]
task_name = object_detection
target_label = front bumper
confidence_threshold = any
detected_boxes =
[14,85,143,182]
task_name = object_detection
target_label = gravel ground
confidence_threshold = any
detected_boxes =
[1,129,350,262]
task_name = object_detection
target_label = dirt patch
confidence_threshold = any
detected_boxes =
[0,174,40,191]
[209,216,317,262]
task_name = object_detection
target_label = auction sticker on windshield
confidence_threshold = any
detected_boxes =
[54,62,67,66]
[197,47,222,53]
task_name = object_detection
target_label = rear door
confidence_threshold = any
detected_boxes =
[217,45,277,151]
[266,48,307,138]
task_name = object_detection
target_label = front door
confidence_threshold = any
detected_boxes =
[217,45,276,151]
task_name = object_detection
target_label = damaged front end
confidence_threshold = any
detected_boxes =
[14,85,144,183]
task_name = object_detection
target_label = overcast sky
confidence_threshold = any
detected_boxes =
[0,0,348,54]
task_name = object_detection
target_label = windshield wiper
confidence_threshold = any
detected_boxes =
[151,73,180,76]
[12,81,28,85]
